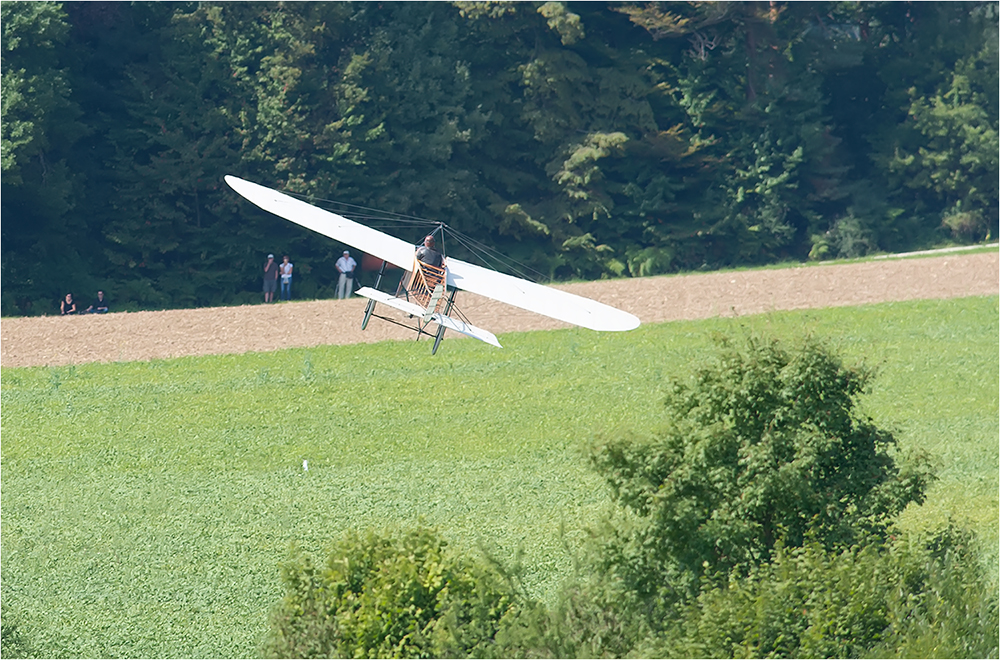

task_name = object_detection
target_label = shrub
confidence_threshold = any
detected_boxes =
[640,528,998,659]
[872,526,1000,659]
[941,204,989,242]
[494,577,643,659]
[493,527,997,659]
[262,526,517,659]
[588,332,935,614]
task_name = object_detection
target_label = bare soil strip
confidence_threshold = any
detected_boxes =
[2,251,996,368]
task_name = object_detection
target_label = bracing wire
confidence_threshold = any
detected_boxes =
[280,191,430,237]
[281,189,551,284]
[445,229,548,284]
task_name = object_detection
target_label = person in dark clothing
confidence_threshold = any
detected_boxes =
[86,291,109,314]
[60,293,77,315]
[263,253,280,302]
[415,235,443,268]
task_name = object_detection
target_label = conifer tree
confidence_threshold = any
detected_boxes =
[1,1,88,314]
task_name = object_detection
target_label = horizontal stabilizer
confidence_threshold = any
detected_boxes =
[356,287,427,318]
[356,287,502,348]
[428,310,502,348]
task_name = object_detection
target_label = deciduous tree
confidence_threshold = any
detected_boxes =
[589,332,934,615]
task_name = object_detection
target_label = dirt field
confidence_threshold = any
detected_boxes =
[2,250,996,368]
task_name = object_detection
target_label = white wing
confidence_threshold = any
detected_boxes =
[446,259,639,332]
[225,175,414,268]
[226,175,640,332]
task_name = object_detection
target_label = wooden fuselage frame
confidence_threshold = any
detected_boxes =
[401,257,448,313]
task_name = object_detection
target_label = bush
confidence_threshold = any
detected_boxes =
[494,577,644,659]
[588,332,935,615]
[941,204,989,242]
[262,526,517,658]
[493,527,996,659]
[872,526,1000,659]
[640,528,998,659]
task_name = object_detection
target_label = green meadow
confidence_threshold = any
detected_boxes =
[2,295,997,658]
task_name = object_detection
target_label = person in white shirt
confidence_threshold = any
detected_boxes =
[279,255,294,300]
[335,250,357,299]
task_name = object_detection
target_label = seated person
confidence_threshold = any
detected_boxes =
[60,293,77,315]
[86,290,109,314]
[415,235,443,268]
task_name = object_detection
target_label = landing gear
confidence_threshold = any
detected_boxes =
[432,288,458,355]
[362,260,388,330]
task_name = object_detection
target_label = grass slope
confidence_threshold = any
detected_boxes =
[2,296,997,658]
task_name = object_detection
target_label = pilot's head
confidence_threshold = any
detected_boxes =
[423,235,435,247]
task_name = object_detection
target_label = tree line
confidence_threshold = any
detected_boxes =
[2,1,997,316]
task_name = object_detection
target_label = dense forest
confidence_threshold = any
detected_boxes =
[2,1,997,316]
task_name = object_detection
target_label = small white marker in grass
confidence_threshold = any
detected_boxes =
[303,460,308,471]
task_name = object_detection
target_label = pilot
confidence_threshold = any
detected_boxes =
[415,235,443,268]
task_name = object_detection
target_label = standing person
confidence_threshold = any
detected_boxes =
[60,293,77,315]
[279,255,294,301]
[263,254,280,302]
[335,250,356,299]
[85,290,109,313]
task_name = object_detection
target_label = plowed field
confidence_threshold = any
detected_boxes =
[3,250,996,368]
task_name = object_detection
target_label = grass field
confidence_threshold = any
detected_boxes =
[2,295,997,658]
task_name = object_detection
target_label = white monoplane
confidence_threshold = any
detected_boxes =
[226,176,640,353]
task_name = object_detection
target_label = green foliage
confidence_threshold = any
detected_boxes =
[263,527,516,658]
[873,529,1000,658]
[0,1,76,183]
[101,7,242,308]
[2,3,998,314]
[0,1,89,315]
[641,528,998,659]
[882,28,999,242]
[589,332,935,610]
[869,2,999,245]
[499,319,993,659]
[495,577,643,659]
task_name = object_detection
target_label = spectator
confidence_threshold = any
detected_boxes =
[335,250,357,299]
[263,253,280,302]
[86,290,110,314]
[279,255,294,301]
[60,293,77,315]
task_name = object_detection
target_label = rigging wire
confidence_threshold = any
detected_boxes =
[444,228,549,284]
[283,191,440,229]
[278,190,550,284]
